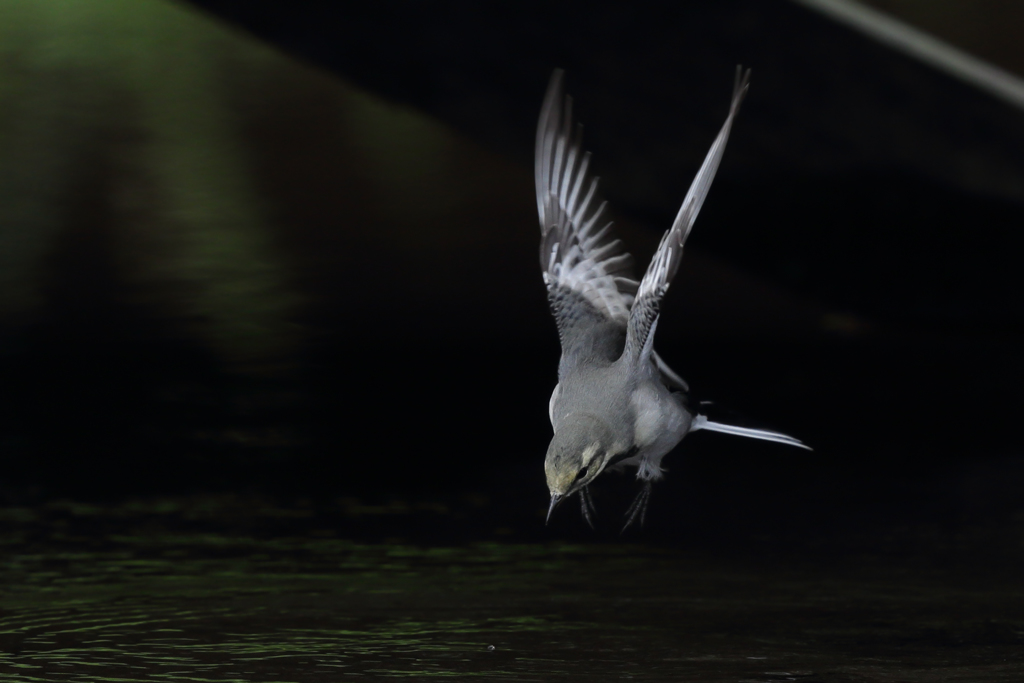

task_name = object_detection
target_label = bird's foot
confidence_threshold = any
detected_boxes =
[579,485,597,529]
[622,481,652,532]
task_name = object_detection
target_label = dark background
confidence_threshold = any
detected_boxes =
[0,0,1022,548]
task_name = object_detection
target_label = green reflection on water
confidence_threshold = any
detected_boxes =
[2,497,1024,681]
[0,507,626,680]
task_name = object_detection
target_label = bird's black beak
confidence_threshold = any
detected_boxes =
[546,493,563,525]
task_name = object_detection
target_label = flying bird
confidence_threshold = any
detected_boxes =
[536,68,810,530]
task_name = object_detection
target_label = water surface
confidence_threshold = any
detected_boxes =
[1,498,1022,681]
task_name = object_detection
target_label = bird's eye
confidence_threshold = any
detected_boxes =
[574,466,589,482]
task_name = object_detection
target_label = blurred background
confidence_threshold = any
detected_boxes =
[0,0,1022,546]
[4,2,1024,679]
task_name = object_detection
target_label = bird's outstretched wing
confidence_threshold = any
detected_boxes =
[624,67,751,366]
[536,70,639,369]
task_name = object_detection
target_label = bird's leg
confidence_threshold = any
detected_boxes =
[579,485,597,529]
[622,481,652,532]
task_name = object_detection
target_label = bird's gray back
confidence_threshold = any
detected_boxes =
[549,285,627,380]
[551,358,635,435]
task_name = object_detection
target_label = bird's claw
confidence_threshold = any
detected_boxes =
[579,485,597,529]
[621,481,652,532]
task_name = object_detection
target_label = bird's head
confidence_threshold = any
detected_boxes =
[544,414,618,517]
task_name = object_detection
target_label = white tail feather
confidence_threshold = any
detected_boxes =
[691,415,812,450]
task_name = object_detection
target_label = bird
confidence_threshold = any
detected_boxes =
[536,67,810,531]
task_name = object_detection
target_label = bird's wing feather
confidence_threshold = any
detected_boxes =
[624,68,751,367]
[651,351,688,391]
[536,70,639,368]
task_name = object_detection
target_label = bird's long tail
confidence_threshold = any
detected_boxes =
[690,405,811,450]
